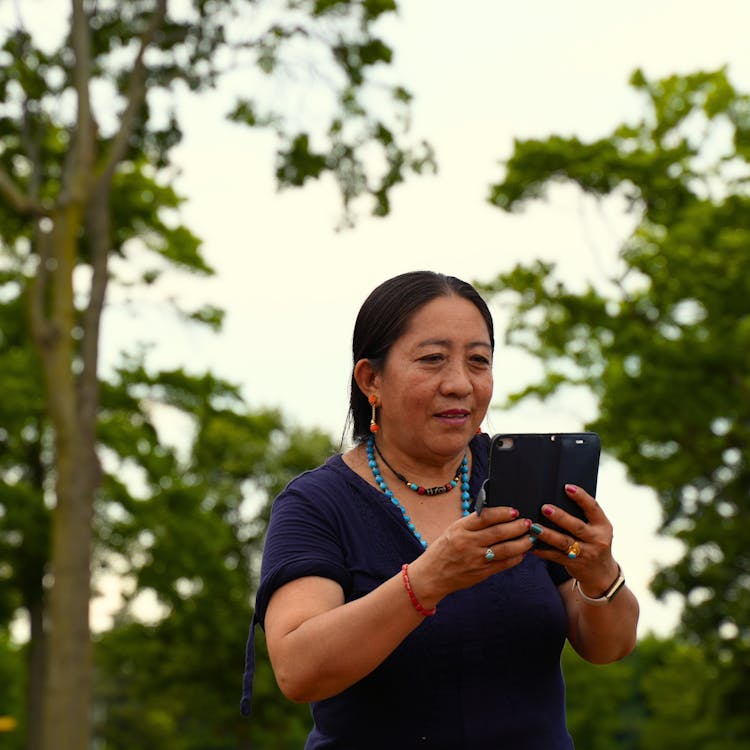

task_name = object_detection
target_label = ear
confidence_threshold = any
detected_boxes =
[353,358,381,399]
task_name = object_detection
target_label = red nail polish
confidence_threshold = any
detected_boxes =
[510,508,519,519]
[542,506,554,517]
[524,519,532,529]
[565,484,577,494]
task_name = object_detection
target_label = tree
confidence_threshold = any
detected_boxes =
[0,283,49,750]
[89,363,333,749]
[562,643,639,750]
[637,637,726,750]
[0,2,431,748]
[482,67,750,742]
[0,284,332,748]
[0,630,24,750]
[564,634,738,750]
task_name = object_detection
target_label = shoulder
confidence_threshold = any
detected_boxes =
[272,453,366,517]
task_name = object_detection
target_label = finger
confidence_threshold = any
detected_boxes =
[540,502,592,541]
[483,535,534,564]
[478,517,532,546]
[465,505,520,530]
[526,523,577,554]
[562,483,609,524]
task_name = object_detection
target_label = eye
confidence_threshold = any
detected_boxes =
[470,354,492,367]
[419,353,444,363]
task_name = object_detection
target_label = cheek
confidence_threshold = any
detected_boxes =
[476,374,494,404]
[383,374,433,410]
[403,381,436,407]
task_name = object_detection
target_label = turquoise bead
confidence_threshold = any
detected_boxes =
[366,436,471,550]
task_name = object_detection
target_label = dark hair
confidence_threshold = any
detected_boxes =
[347,271,494,443]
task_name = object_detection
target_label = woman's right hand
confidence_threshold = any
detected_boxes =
[406,507,533,610]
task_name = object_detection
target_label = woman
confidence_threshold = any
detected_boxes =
[241,271,639,748]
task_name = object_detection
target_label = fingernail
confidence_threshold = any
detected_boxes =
[530,523,543,536]
[565,484,577,494]
[542,506,554,517]
[529,535,538,544]
[524,518,532,529]
[510,508,519,519]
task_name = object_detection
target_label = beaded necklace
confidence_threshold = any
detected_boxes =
[366,436,471,549]
[373,441,463,496]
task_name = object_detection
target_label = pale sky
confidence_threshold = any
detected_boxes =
[10,0,750,636]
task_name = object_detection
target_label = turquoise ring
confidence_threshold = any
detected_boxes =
[485,547,495,561]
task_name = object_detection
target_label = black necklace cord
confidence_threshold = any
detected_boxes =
[372,441,463,496]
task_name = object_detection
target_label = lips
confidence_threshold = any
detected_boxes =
[435,409,470,419]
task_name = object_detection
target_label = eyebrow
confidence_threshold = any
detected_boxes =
[415,338,492,349]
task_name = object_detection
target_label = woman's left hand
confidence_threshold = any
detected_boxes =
[529,483,619,594]
[531,483,639,664]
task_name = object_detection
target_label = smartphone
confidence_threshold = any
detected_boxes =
[482,432,601,546]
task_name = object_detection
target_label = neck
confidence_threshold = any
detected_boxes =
[369,436,471,489]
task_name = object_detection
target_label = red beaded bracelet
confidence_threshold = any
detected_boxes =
[401,563,436,616]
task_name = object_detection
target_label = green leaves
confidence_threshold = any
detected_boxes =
[91,361,334,748]
[483,67,750,741]
[312,0,397,21]
[1,1,424,745]
[276,133,329,186]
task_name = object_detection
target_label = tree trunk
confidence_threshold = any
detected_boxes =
[40,446,94,750]
[27,3,160,746]
[33,205,98,750]
[25,599,45,750]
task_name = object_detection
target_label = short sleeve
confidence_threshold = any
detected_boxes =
[242,467,354,716]
[254,472,353,628]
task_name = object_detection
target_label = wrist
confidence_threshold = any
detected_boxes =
[574,564,626,606]
[401,558,443,610]
[401,564,437,616]
[577,560,620,598]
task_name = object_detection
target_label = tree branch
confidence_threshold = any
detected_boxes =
[21,86,44,204]
[98,0,168,185]
[28,222,55,348]
[0,166,45,215]
[77,188,109,432]
[65,0,95,202]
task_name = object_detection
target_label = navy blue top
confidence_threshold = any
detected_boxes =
[242,435,574,749]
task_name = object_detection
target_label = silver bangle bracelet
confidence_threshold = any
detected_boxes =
[574,565,626,606]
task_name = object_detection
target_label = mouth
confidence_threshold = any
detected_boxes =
[435,409,471,421]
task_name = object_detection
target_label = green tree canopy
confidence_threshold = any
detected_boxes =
[482,67,750,743]
[0,2,430,748]
[91,361,333,749]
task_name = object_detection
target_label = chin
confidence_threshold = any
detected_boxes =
[429,430,473,454]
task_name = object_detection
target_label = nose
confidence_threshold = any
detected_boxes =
[440,360,473,397]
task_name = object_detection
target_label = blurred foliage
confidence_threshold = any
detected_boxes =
[0,631,24,750]
[563,634,740,750]
[483,67,750,745]
[0,0,434,233]
[1,1,430,746]
[90,364,332,748]
[0,303,333,747]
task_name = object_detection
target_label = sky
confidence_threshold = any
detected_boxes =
[11,0,750,637]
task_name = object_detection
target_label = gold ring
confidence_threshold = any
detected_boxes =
[566,541,582,559]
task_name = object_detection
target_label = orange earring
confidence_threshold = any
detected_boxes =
[368,395,379,433]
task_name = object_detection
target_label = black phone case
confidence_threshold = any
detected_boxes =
[484,432,601,547]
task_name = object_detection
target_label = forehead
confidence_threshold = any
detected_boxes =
[400,294,491,343]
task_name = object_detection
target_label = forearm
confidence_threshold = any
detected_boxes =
[266,570,433,703]
[564,578,639,663]
[265,506,530,702]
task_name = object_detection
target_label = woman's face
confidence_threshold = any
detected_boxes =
[373,293,493,463]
